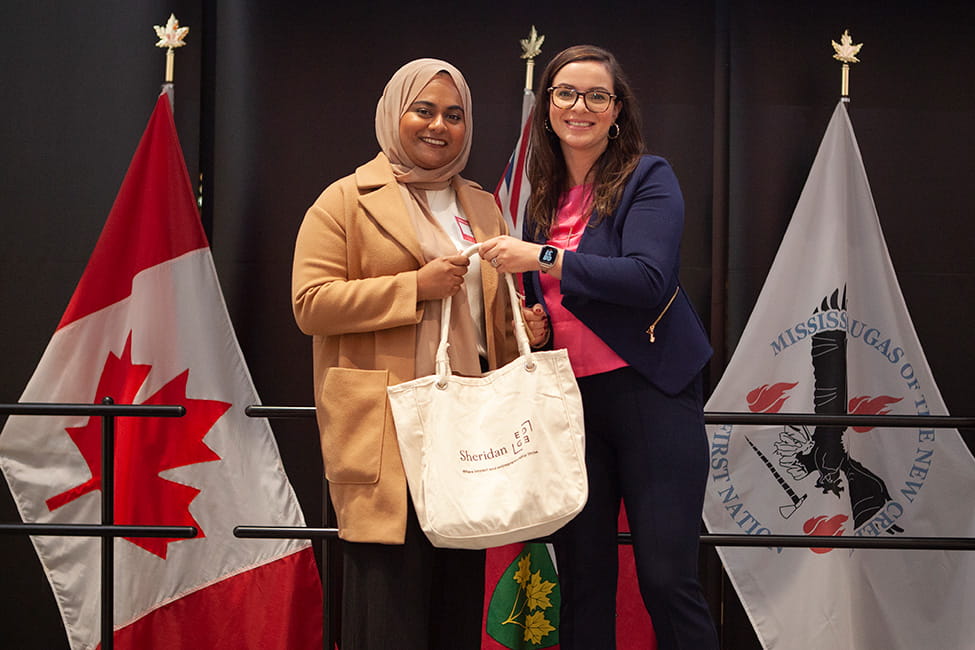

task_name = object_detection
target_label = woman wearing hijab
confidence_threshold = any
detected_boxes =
[481,45,718,649]
[292,59,533,650]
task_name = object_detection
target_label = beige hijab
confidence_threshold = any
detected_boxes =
[375,58,473,186]
[376,59,481,377]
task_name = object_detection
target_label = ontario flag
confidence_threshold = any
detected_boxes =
[702,101,975,648]
[0,93,323,649]
[482,89,656,650]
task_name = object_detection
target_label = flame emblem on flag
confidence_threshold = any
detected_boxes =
[747,382,799,413]
[848,395,903,432]
[803,514,848,554]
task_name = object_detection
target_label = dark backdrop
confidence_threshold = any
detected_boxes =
[1,1,972,648]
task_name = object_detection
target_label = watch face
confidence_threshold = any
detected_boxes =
[540,246,558,265]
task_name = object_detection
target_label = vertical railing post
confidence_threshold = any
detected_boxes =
[101,396,115,650]
[321,484,330,650]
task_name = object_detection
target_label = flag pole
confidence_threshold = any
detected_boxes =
[831,29,863,103]
[520,25,544,93]
[154,13,189,108]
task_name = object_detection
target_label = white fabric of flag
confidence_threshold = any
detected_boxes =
[702,101,975,649]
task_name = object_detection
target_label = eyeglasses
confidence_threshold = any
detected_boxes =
[547,86,617,113]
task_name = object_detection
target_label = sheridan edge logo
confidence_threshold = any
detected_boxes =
[710,287,938,553]
[459,420,537,473]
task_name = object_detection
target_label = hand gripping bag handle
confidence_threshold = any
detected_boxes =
[435,243,533,387]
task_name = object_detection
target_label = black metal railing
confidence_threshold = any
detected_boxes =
[0,402,196,650]
[235,408,975,552]
[238,405,975,649]
[3,402,972,649]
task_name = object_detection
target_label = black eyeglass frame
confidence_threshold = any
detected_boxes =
[546,86,618,113]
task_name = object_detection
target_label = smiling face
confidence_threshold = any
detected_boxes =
[398,73,467,170]
[548,60,621,161]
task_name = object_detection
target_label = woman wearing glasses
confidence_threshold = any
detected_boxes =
[481,45,718,649]
[293,59,536,649]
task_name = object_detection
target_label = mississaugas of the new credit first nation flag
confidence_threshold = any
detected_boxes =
[702,101,975,650]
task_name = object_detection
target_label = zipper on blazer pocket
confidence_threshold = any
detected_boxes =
[646,285,680,343]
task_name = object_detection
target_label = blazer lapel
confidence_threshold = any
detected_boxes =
[356,154,425,266]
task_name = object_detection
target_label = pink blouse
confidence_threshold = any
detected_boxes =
[539,184,629,378]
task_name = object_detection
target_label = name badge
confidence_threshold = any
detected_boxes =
[455,216,476,243]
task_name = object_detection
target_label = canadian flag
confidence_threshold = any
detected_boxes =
[702,101,975,648]
[0,93,322,649]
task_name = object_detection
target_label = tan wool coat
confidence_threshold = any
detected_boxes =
[292,153,517,544]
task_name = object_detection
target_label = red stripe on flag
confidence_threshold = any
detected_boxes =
[507,111,534,224]
[105,548,323,650]
[494,159,512,211]
[59,94,208,331]
[482,544,527,649]
[617,506,657,649]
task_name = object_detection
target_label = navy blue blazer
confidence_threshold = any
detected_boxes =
[524,155,712,396]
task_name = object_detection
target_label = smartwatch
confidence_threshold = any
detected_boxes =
[538,245,559,273]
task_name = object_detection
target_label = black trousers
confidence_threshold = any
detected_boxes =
[553,367,719,650]
[338,501,485,650]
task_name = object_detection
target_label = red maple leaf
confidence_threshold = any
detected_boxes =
[46,332,229,558]
[848,395,903,432]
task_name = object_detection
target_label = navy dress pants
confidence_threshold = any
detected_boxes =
[553,366,718,650]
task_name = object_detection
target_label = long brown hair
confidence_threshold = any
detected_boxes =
[526,45,645,240]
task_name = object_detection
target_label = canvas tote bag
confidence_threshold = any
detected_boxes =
[386,243,587,549]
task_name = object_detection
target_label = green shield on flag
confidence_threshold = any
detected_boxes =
[485,543,561,649]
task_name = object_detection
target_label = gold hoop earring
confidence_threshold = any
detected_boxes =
[608,123,621,140]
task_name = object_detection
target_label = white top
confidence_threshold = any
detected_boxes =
[425,187,487,357]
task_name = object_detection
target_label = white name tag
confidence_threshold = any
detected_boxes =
[455,216,476,243]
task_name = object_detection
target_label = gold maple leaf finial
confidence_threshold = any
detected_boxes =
[831,29,862,63]
[520,25,544,60]
[154,14,189,50]
[831,29,863,99]
[519,25,545,91]
[154,14,189,84]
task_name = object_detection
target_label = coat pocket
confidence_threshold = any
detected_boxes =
[319,367,390,485]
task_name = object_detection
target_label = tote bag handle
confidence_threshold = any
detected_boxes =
[435,243,534,387]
